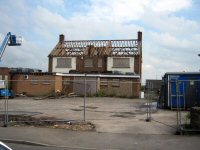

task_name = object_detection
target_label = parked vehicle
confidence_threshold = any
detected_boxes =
[0,89,14,98]
[0,80,14,98]
[0,141,12,150]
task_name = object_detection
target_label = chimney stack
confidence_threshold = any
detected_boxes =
[59,34,65,43]
[138,31,142,42]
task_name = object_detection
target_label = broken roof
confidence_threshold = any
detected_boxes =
[49,32,142,57]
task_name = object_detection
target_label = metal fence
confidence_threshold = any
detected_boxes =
[1,78,199,134]
[145,82,159,122]
[146,79,200,134]
[173,79,200,134]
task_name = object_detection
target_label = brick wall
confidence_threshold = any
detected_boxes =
[132,78,140,98]
[134,56,139,75]
[54,75,63,92]
[99,78,140,98]
[11,74,55,96]
[76,56,107,73]
[0,67,10,80]
[48,57,53,72]
[134,56,142,78]
[62,76,74,94]
[0,67,11,88]
[10,74,140,97]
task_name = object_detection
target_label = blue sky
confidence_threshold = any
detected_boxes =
[0,0,200,82]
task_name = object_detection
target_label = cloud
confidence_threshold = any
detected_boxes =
[33,6,68,28]
[152,0,192,13]
[0,37,48,70]
[43,0,65,6]
[150,32,194,51]
[87,0,192,22]
[31,3,144,40]
[87,0,149,22]
[142,13,199,35]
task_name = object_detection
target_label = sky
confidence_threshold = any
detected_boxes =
[0,0,200,82]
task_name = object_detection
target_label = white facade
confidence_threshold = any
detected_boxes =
[0,80,5,88]
[52,57,76,73]
[107,57,134,73]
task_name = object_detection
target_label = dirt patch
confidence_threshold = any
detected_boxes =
[0,115,95,131]
[52,122,95,131]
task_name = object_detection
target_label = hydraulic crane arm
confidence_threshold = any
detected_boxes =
[0,32,11,59]
[0,32,21,60]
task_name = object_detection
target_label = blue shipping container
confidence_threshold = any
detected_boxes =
[163,72,200,109]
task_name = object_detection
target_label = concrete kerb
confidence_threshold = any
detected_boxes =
[0,138,115,150]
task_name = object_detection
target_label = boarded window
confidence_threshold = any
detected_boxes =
[112,79,120,87]
[31,77,39,85]
[56,58,72,68]
[100,79,108,86]
[98,58,102,68]
[43,77,51,85]
[113,58,130,68]
[84,59,93,67]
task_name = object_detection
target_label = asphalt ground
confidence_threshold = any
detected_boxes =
[0,127,200,150]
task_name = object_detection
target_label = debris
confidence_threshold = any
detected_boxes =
[68,92,78,97]
[0,115,95,131]
[33,92,78,100]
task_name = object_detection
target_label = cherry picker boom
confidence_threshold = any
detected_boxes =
[0,32,22,97]
[0,32,22,60]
